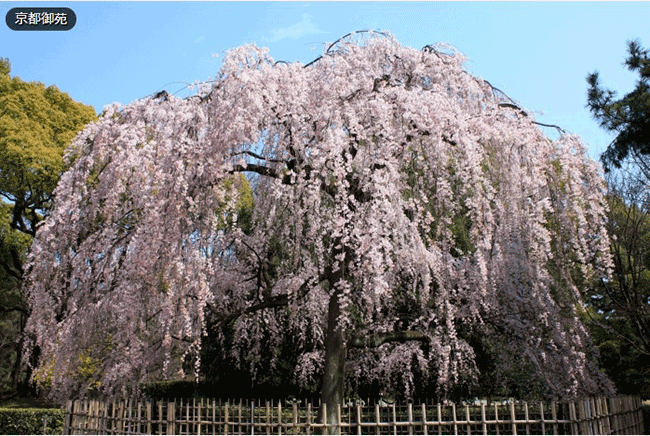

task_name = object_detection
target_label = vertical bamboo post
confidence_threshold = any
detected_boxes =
[83,400,88,435]
[99,400,104,434]
[612,397,619,434]
[524,403,530,434]
[212,399,216,436]
[196,398,201,436]
[128,398,134,434]
[94,399,99,434]
[87,400,94,434]
[551,402,558,436]
[636,396,642,434]
[181,398,185,434]
[108,399,115,435]
[168,399,175,436]
[100,399,105,433]
[375,404,380,436]
[224,401,229,435]
[582,399,588,435]
[596,397,603,435]
[87,400,91,433]
[265,400,270,434]
[250,399,254,436]
[481,403,487,436]
[636,396,643,434]
[64,400,72,435]
[80,399,87,433]
[293,402,299,435]
[157,400,163,435]
[277,401,282,436]
[146,400,152,435]
[612,397,618,434]
[100,399,105,434]
[175,398,179,436]
[585,398,595,434]
[408,403,413,436]
[539,402,545,436]
[357,404,362,435]
[101,400,106,434]
[392,403,397,435]
[307,401,312,436]
[111,399,119,433]
[122,398,127,434]
[237,398,241,434]
[569,401,578,435]
[136,400,141,435]
[437,403,442,436]
[422,403,428,436]
[452,403,458,436]
[337,403,342,436]
[510,402,517,436]
[116,398,126,434]
[95,400,100,433]
[118,398,125,434]
[465,404,470,436]
[76,400,83,435]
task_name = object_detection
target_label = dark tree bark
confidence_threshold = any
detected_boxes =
[321,288,346,434]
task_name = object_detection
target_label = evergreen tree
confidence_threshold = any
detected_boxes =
[587,39,650,174]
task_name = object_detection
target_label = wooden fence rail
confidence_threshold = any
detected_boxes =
[64,395,644,435]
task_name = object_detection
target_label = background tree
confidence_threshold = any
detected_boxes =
[584,169,650,398]
[587,39,650,175]
[585,39,650,399]
[24,33,614,424]
[0,59,96,397]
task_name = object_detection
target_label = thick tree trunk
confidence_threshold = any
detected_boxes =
[320,288,346,435]
[10,311,25,394]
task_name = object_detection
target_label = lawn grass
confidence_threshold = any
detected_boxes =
[0,397,59,409]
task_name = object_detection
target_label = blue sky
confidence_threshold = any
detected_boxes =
[2,2,649,162]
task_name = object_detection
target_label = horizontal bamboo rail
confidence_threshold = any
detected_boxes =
[64,395,644,435]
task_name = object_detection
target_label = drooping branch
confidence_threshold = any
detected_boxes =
[304,30,391,68]
[210,272,320,328]
[231,163,281,179]
[0,247,24,281]
[213,293,289,328]
[0,304,28,316]
[349,330,430,349]
[232,150,286,164]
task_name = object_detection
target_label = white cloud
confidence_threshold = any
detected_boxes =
[194,35,205,44]
[267,14,326,42]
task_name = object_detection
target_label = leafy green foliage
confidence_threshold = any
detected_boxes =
[0,61,97,237]
[0,408,64,435]
[139,381,197,399]
[0,59,96,396]
[587,39,650,172]
[584,173,650,397]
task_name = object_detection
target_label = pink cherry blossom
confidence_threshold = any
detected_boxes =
[24,33,614,408]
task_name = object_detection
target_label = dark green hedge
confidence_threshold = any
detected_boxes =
[139,380,197,399]
[0,408,64,435]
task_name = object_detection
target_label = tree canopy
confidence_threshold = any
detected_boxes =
[584,169,650,398]
[0,62,96,240]
[585,39,650,400]
[24,33,614,411]
[587,39,650,173]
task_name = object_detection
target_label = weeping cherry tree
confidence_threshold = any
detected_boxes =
[24,33,614,423]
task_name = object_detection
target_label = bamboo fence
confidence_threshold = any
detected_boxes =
[64,395,644,435]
